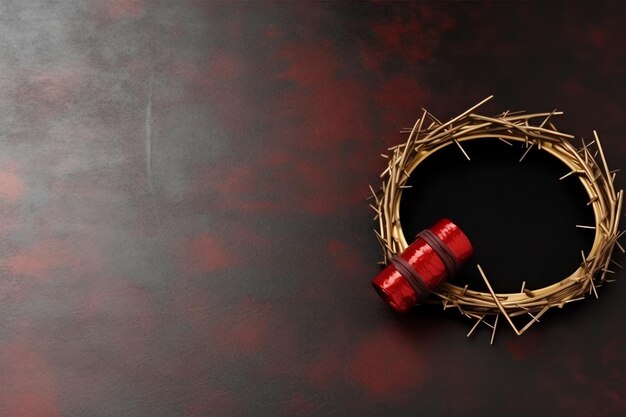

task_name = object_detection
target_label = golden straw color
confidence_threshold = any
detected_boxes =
[370,96,624,344]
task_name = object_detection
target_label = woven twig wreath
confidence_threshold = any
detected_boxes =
[370,96,624,339]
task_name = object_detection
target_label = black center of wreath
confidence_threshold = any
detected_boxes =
[399,139,595,293]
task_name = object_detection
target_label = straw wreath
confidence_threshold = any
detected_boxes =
[369,96,624,343]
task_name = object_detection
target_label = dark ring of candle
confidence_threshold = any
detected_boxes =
[389,255,430,301]
[416,228,460,277]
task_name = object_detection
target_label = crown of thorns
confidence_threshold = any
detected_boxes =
[370,96,624,342]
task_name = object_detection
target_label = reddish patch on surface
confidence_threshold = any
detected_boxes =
[359,8,455,71]
[307,344,343,388]
[263,148,290,167]
[20,64,87,108]
[212,298,272,355]
[506,333,542,361]
[562,80,588,97]
[377,75,430,128]
[3,240,102,278]
[299,81,372,149]
[172,52,249,137]
[264,25,280,40]
[101,0,145,19]
[181,23,381,217]
[257,334,301,380]
[81,277,158,360]
[589,26,608,48]
[601,340,621,367]
[170,287,215,338]
[0,167,25,203]
[206,164,278,212]
[277,41,340,87]
[372,16,425,61]
[276,40,373,149]
[327,240,370,278]
[82,277,155,323]
[204,149,368,215]
[293,162,336,215]
[185,388,239,417]
[209,53,242,81]
[347,325,426,401]
[257,37,377,215]
[210,298,298,379]
[283,393,316,415]
[547,356,626,417]
[178,234,234,274]
[0,339,61,417]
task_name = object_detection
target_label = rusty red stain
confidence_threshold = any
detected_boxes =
[347,326,426,401]
[212,298,273,355]
[0,339,61,417]
[101,0,145,19]
[3,240,103,278]
[0,168,25,203]
[178,234,235,274]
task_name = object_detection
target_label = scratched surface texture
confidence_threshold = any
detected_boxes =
[0,1,625,417]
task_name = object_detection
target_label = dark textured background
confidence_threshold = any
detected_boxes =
[0,1,625,416]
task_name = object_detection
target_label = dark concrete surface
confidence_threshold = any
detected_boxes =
[0,1,625,416]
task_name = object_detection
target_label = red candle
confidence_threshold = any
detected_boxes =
[371,218,473,313]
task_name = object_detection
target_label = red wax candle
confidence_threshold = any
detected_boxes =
[371,218,473,313]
